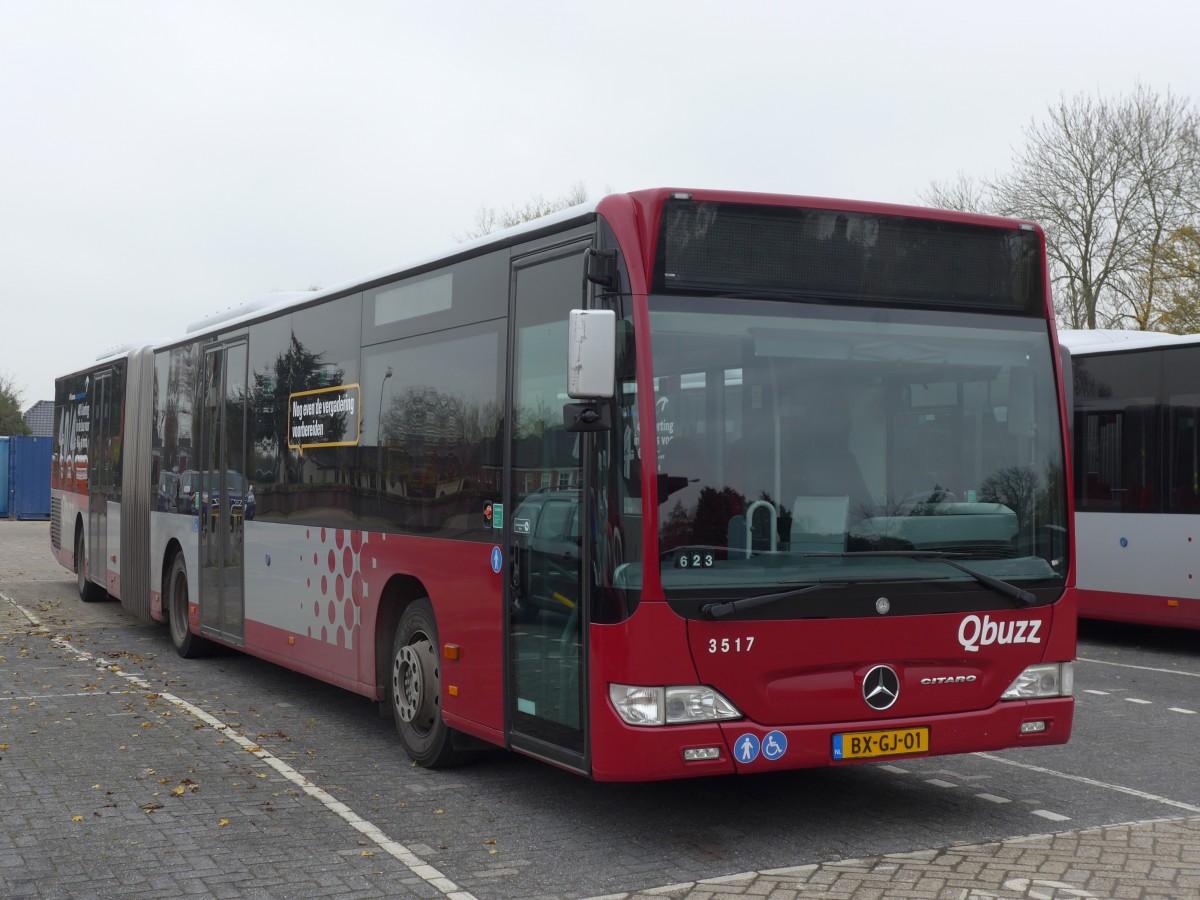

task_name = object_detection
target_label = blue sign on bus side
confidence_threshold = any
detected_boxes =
[734,733,760,763]
[490,546,503,573]
[762,730,787,760]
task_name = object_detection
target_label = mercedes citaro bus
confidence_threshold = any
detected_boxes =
[53,188,1076,781]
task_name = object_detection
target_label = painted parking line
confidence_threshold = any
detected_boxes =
[1032,810,1071,822]
[1077,656,1200,678]
[976,753,1200,813]
[2,591,478,900]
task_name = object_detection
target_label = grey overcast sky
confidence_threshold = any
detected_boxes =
[3,1,1199,405]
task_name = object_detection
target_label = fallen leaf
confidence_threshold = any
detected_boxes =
[218,818,230,827]
[72,816,83,823]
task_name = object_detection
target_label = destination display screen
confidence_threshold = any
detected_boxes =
[653,199,1043,314]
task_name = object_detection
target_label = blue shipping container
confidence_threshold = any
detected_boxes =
[0,438,9,517]
[8,436,52,520]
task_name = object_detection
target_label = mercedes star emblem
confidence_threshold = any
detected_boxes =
[863,664,900,710]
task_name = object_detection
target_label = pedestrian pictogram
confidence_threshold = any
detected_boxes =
[735,733,760,763]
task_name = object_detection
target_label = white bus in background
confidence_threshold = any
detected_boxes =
[1061,328,1200,629]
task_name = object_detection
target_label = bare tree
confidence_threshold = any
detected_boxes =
[455,182,589,242]
[1111,89,1200,329]
[990,91,1144,329]
[920,171,990,213]
[924,86,1200,331]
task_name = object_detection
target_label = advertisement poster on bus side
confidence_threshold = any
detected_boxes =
[288,384,361,450]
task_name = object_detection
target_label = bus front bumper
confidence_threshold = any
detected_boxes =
[587,696,1073,782]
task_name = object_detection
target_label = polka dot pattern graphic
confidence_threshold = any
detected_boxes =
[300,528,367,649]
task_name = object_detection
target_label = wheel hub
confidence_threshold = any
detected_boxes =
[394,638,437,727]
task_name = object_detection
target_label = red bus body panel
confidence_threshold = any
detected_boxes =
[589,595,1076,782]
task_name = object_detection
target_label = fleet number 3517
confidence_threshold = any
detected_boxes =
[708,637,755,654]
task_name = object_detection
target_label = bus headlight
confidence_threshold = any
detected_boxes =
[1002,662,1074,700]
[609,684,741,726]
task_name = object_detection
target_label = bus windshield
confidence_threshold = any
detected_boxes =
[621,299,1068,619]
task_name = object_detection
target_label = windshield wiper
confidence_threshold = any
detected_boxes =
[805,551,1039,607]
[702,571,946,619]
[701,582,845,620]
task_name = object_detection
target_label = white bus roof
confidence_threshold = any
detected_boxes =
[1058,328,1200,355]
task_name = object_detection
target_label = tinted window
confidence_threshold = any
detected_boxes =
[156,341,204,512]
[362,250,508,346]
[1073,351,1161,513]
[1164,346,1200,512]
[244,314,294,520]
[284,294,362,524]
[361,319,505,540]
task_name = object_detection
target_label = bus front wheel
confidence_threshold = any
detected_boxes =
[166,553,212,659]
[390,599,465,768]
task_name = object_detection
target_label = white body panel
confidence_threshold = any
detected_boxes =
[1075,511,1200,610]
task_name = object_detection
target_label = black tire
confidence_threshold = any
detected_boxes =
[389,598,466,768]
[166,552,212,659]
[75,529,106,603]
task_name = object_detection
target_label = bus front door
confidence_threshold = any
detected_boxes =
[505,243,590,773]
[197,341,248,646]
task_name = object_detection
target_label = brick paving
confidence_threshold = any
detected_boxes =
[589,816,1200,898]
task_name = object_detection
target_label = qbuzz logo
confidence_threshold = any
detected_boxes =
[862,665,900,711]
[958,614,1043,653]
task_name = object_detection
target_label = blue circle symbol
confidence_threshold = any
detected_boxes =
[762,730,787,761]
[1120,537,1128,547]
[734,733,761,763]
[490,546,503,573]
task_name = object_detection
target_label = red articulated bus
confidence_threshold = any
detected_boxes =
[52,188,1076,781]
[1061,328,1200,629]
